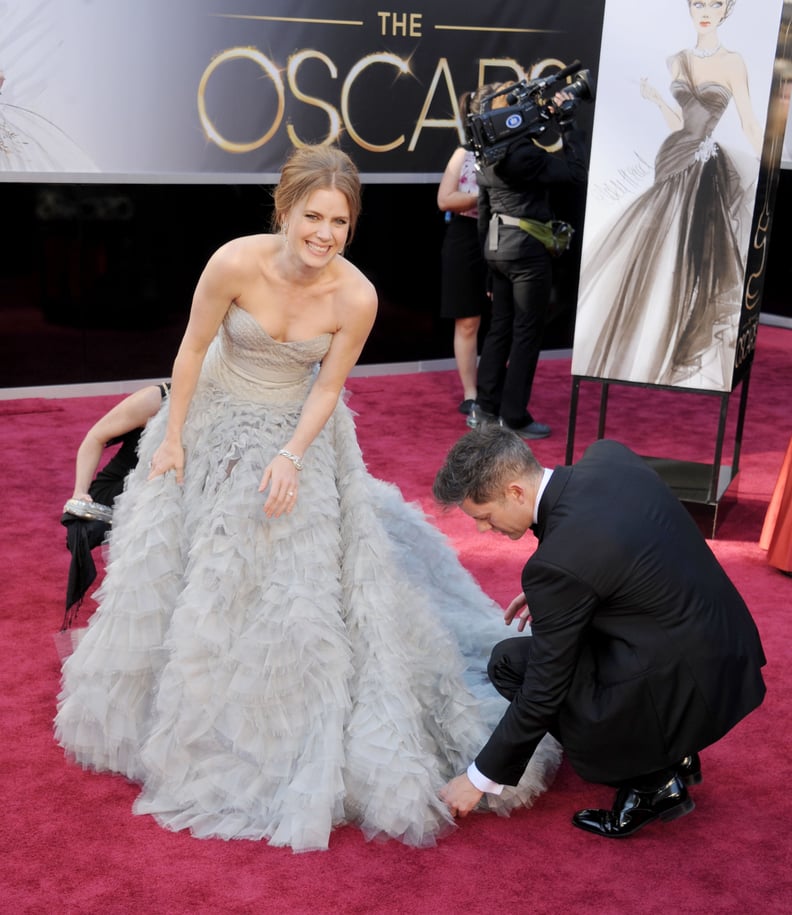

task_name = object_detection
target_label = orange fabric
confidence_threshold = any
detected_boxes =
[760,436,792,573]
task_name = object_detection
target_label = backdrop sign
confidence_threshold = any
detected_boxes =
[0,0,605,182]
[570,0,789,393]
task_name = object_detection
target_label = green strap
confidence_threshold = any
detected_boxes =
[517,218,574,255]
[517,218,557,249]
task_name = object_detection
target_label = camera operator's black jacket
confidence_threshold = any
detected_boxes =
[477,124,588,260]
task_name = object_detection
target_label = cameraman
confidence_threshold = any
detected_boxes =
[469,87,589,439]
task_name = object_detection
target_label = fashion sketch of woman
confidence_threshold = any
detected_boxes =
[0,0,97,173]
[0,67,94,170]
[571,0,766,391]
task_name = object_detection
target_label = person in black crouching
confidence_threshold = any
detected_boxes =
[433,427,767,838]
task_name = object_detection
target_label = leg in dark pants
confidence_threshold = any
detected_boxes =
[488,636,561,743]
[498,251,552,427]
[475,268,514,416]
[475,247,551,425]
[487,637,532,701]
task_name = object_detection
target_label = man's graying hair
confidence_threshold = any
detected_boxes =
[433,426,543,506]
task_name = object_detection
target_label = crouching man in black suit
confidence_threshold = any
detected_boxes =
[432,427,767,838]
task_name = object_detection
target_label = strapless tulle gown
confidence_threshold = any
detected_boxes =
[54,303,561,852]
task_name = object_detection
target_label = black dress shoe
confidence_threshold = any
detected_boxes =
[503,418,551,440]
[677,753,702,787]
[572,775,694,838]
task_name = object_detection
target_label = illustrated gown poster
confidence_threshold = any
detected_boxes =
[571,0,783,392]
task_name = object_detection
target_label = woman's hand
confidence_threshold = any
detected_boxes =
[640,77,662,106]
[258,452,300,518]
[148,440,185,483]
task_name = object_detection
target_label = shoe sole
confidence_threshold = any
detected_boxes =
[517,430,551,440]
[657,797,696,828]
[661,796,695,821]
[469,416,551,438]
[501,421,551,439]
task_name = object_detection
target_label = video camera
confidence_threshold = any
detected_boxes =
[466,60,595,166]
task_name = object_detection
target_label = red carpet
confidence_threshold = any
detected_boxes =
[1,326,790,914]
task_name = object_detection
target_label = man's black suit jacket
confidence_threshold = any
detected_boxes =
[475,439,767,785]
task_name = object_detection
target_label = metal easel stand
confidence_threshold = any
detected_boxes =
[565,355,753,538]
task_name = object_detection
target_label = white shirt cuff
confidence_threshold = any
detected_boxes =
[467,761,504,795]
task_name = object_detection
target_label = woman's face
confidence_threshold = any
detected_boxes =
[284,187,350,267]
[689,1,728,33]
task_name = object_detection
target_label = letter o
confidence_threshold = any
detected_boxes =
[198,48,285,153]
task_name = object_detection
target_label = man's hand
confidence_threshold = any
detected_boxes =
[550,89,579,127]
[504,592,532,631]
[439,774,484,818]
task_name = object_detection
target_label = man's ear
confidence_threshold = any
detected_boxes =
[506,480,527,503]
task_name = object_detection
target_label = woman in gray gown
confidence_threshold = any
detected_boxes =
[54,144,560,853]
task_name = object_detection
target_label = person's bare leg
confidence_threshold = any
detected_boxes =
[454,315,481,406]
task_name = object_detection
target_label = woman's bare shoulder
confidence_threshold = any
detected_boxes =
[334,257,378,327]
[205,233,276,276]
[666,50,685,75]
[445,145,468,170]
[339,255,377,298]
[720,48,748,75]
[213,233,275,259]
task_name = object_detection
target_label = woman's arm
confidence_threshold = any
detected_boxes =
[437,147,478,213]
[72,385,165,500]
[725,53,763,156]
[148,239,247,482]
[640,77,682,132]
